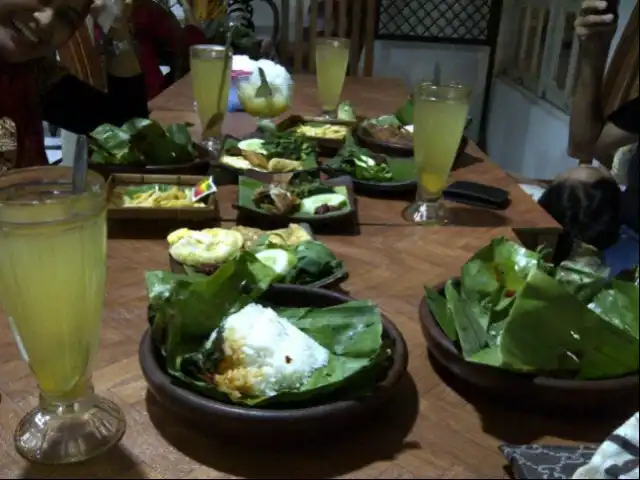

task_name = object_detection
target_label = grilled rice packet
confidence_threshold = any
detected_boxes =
[500,412,639,479]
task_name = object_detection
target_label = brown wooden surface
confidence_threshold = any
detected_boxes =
[2,75,624,480]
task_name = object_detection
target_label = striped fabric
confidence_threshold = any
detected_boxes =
[57,22,106,91]
[572,413,640,480]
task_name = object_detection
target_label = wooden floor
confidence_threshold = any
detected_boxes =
[0,75,630,479]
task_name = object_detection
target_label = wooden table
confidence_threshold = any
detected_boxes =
[0,75,623,479]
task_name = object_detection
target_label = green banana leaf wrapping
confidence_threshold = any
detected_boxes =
[90,118,196,166]
[146,252,388,407]
[425,237,639,379]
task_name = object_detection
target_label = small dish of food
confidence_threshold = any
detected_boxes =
[219,132,318,179]
[107,174,218,221]
[323,134,416,195]
[235,173,357,229]
[89,118,210,179]
[167,223,349,289]
[139,252,407,440]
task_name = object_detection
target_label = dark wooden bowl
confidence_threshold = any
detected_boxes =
[168,254,349,290]
[319,161,416,197]
[353,118,473,159]
[353,121,414,158]
[89,144,212,181]
[139,285,408,440]
[418,281,639,413]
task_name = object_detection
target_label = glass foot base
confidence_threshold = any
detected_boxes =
[404,199,448,225]
[14,394,126,465]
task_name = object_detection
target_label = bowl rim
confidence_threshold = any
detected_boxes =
[419,279,639,390]
[139,284,409,420]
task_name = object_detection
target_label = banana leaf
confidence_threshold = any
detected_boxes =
[499,269,639,379]
[424,237,639,379]
[146,252,279,368]
[328,134,415,183]
[394,97,413,126]
[89,118,196,166]
[364,115,403,128]
[237,176,352,218]
[279,240,345,285]
[146,252,386,407]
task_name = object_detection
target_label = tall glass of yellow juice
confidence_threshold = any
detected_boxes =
[407,82,471,225]
[190,44,232,153]
[315,37,350,116]
[0,167,126,464]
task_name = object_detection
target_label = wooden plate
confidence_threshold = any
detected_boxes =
[89,144,212,181]
[418,281,639,413]
[234,175,358,230]
[139,284,408,441]
[167,223,349,289]
[107,174,219,221]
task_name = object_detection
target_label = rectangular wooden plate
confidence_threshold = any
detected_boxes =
[107,173,220,221]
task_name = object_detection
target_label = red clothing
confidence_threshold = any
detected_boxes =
[0,62,48,168]
[96,4,207,100]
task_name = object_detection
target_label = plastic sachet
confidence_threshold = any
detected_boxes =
[95,0,123,33]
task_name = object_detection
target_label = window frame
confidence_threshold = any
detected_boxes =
[500,0,581,113]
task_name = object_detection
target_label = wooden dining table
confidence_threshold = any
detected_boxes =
[0,74,628,479]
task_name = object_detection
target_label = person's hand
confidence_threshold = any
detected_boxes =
[91,0,134,40]
[575,0,618,53]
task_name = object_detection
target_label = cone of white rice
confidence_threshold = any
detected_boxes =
[210,303,330,400]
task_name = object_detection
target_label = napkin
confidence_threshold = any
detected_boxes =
[499,444,597,479]
[500,412,640,480]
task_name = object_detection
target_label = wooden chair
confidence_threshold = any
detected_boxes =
[278,0,377,76]
[57,21,106,91]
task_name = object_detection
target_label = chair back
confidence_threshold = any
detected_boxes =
[279,0,377,76]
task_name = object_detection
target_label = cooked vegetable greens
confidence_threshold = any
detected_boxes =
[147,252,389,406]
[328,134,415,183]
[425,237,639,379]
[90,118,196,166]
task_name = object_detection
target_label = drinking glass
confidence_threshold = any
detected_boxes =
[190,44,232,154]
[0,167,126,464]
[315,37,350,117]
[406,82,471,225]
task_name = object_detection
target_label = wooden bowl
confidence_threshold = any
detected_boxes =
[418,281,639,413]
[88,145,212,181]
[139,285,408,440]
[353,121,413,158]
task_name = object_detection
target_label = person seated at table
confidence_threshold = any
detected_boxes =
[92,0,206,101]
[538,0,639,274]
[0,0,148,170]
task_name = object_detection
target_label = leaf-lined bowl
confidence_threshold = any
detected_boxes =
[276,114,360,157]
[235,175,358,229]
[354,116,414,157]
[418,280,639,414]
[89,143,211,181]
[139,284,408,440]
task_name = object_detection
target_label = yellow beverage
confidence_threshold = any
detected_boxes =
[315,38,350,112]
[0,173,107,401]
[191,45,232,139]
[413,84,470,199]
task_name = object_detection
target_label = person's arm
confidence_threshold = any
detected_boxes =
[568,0,618,164]
[593,98,640,169]
[40,73,149,134]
